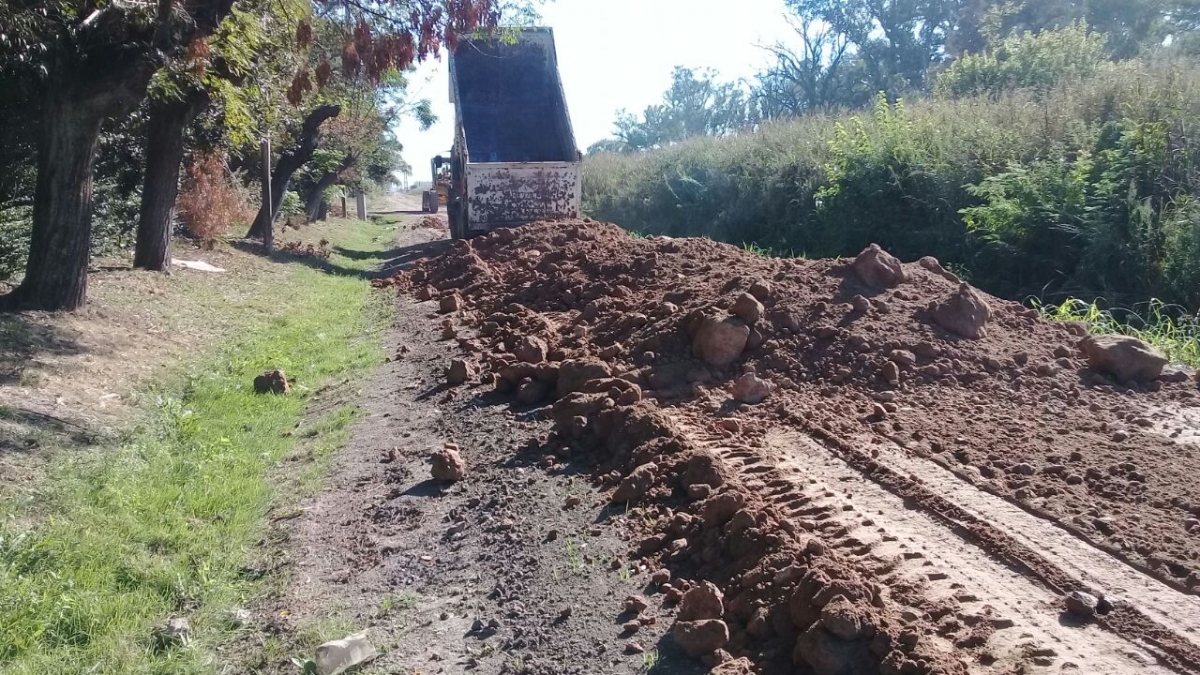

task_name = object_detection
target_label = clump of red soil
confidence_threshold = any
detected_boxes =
[388,219,1200,672]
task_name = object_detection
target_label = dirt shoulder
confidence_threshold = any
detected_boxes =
[257,216,705,674]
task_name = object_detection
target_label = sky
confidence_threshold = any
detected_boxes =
[394,0,797,184]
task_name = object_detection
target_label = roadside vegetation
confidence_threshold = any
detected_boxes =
[584,2,1200,341]
[0,217,396,674]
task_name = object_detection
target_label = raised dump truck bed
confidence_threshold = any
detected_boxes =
[447,28,581,238]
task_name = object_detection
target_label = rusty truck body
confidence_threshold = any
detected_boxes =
[446,28,582,239]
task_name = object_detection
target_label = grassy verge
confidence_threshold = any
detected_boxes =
[1035,298,1200,368]
[0,217,398,674]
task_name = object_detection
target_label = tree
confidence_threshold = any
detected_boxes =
[754,14,862,118]
[0,0,234,311]
[244,2,507,245]
[611,67,755,151]
[134,0,304,271]
[935,21,1107,99]
[784,0,964,95]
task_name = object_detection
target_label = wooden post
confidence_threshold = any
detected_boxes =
[340,194,347,218]
[260,138,273,253]
[356,191,367,220]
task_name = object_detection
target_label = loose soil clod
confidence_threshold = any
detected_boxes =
[253,369,290,395]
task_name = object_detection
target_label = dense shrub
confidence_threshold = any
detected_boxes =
[583,58,1200,313]
[177,153,253,247]
[935,23,1107,99]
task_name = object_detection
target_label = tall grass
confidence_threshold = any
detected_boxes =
[1035,298,1200,368]
[583,58,1200,314]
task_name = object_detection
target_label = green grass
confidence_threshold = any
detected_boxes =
[0,217,398,674]
[1035,297,1200,368]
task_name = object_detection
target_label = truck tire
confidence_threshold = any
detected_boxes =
[420,192,429,212]
[448,201,465,240]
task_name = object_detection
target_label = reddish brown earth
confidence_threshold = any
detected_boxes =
[380,219,1200,674]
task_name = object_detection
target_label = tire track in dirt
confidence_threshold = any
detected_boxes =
[786,416,1200,674]
[676,415,1173,673]
[852,432,1200,649]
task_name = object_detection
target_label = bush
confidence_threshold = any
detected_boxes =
[935,22,1107,99]
[177,152,252,247]
[0,205,31,283]
[582,57,1200,313]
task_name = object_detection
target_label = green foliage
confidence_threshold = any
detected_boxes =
[280,191,303,219]
[605,67,756,151]
[0,219,394,673]
[583,58,1200,313]
[0,206,31,282]
[936,22,1107,99]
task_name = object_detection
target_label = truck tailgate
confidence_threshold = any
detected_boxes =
[465,162,581,231]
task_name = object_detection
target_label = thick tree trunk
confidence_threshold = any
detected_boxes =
[133,89,209,271]
[10,97,105,311]
[304,171,340,223]
[2,56,152,311]
[303,154,356,223]
[247,104,341,241]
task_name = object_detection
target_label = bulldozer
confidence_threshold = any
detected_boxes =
[421,154,452,213]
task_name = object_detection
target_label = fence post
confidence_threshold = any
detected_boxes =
[356,191,367,221]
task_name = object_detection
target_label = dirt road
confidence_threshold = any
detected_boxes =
[272,214,1200,675]
[271,213,706,674]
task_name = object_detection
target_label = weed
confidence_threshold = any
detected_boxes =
[565,538,587,576]
[618,567,633,583]
[642,649,661,670]
[1034,297,1200,368]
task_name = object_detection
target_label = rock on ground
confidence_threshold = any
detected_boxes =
[514,335,548,364]
[430,445,466,482]
[932,283,992,339]
[1065,590,1099,618]
[1078,335,1168,382]
[851,244,906,288]
[612,462,656,504]
[556,358,612,398]
[446,359,475,385]
[820,596,871,641]
[731,372,775,404]
[678,581,724,621]
[673,619,729,658]
[691,315,750,367]
[794,623,876,675]
[439,293,462,313]
[732,292,765,325]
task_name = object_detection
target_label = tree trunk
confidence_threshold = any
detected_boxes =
[304,171,340,223]
[247,104,341,240]
[2,56,153,311]
[133,89,209,271]
[303,154,356,223]
[0,1,235,312]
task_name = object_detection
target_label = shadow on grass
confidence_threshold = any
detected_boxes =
[0,404,105,455]
[230,237,454,281]
[0,313,87,385]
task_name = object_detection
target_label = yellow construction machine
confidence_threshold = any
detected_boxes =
[421,154,451,213]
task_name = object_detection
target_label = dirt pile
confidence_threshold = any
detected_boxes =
[390,219,1200,673]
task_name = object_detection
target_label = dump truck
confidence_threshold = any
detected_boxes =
[446,28,582,239]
